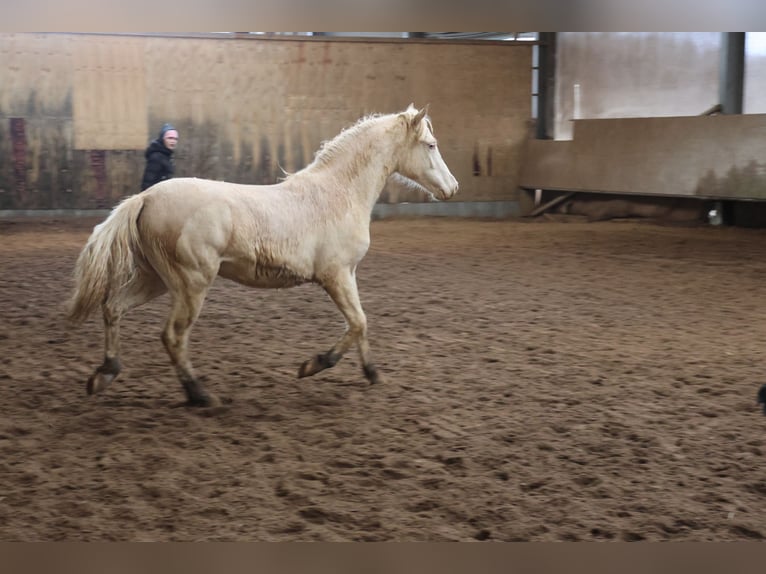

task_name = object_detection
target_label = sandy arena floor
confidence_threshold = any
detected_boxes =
[0,215,764,541]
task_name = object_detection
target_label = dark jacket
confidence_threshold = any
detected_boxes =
[140,139,175,191]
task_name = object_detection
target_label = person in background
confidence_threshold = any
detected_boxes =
[140,123,179,191]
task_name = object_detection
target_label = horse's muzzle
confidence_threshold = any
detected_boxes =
[443,179,459,200]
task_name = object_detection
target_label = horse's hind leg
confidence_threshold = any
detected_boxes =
[161,287,220,407]
[298,268,382,384]
[87,270,167,395]
[86,303,122,395]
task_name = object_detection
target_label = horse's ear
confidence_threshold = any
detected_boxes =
[411,105,428,129]
[406,102,417,112]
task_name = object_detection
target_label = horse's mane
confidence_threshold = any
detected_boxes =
[281,107,428,183]
[308,113,389,169]
[286,109,428,180]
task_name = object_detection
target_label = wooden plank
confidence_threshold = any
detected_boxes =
[526,191,576,217]
[72,35,147,150]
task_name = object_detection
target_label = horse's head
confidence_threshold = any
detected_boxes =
[395,105,459,201]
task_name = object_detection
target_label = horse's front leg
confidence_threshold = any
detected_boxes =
[298,268,382,384]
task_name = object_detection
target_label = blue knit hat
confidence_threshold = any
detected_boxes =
[158,123,178,139]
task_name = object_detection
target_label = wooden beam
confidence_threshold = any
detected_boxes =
[526,191,576,217]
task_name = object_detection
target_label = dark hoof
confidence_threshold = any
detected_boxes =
[86,371,116,395]
[298,359,315,379]
[363,365,383,385]
[186,392,222,408]
[758,384,766,415]
[298,353,340,379]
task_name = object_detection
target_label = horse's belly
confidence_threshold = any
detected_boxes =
[218,260,311,288]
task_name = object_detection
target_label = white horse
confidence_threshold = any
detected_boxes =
[67,105,458,407]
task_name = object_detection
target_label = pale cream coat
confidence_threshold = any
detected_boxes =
[67,105,458,406]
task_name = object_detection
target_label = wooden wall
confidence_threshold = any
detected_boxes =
[520,114,766,200]
[0,33,532,211]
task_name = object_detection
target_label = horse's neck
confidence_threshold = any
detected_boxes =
[310,122,401,214]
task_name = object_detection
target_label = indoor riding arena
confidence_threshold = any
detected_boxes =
[1,32,765,542]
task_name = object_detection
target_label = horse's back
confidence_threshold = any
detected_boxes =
[137,178,316,283]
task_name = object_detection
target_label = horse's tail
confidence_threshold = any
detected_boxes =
[66,193,146,324]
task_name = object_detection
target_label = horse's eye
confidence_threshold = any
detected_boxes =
[428,143,436,150]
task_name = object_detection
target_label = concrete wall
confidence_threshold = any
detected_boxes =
[0,33,532,212]
[555,33,720,141]
[745,33,766,114]
[520,114,766,200]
